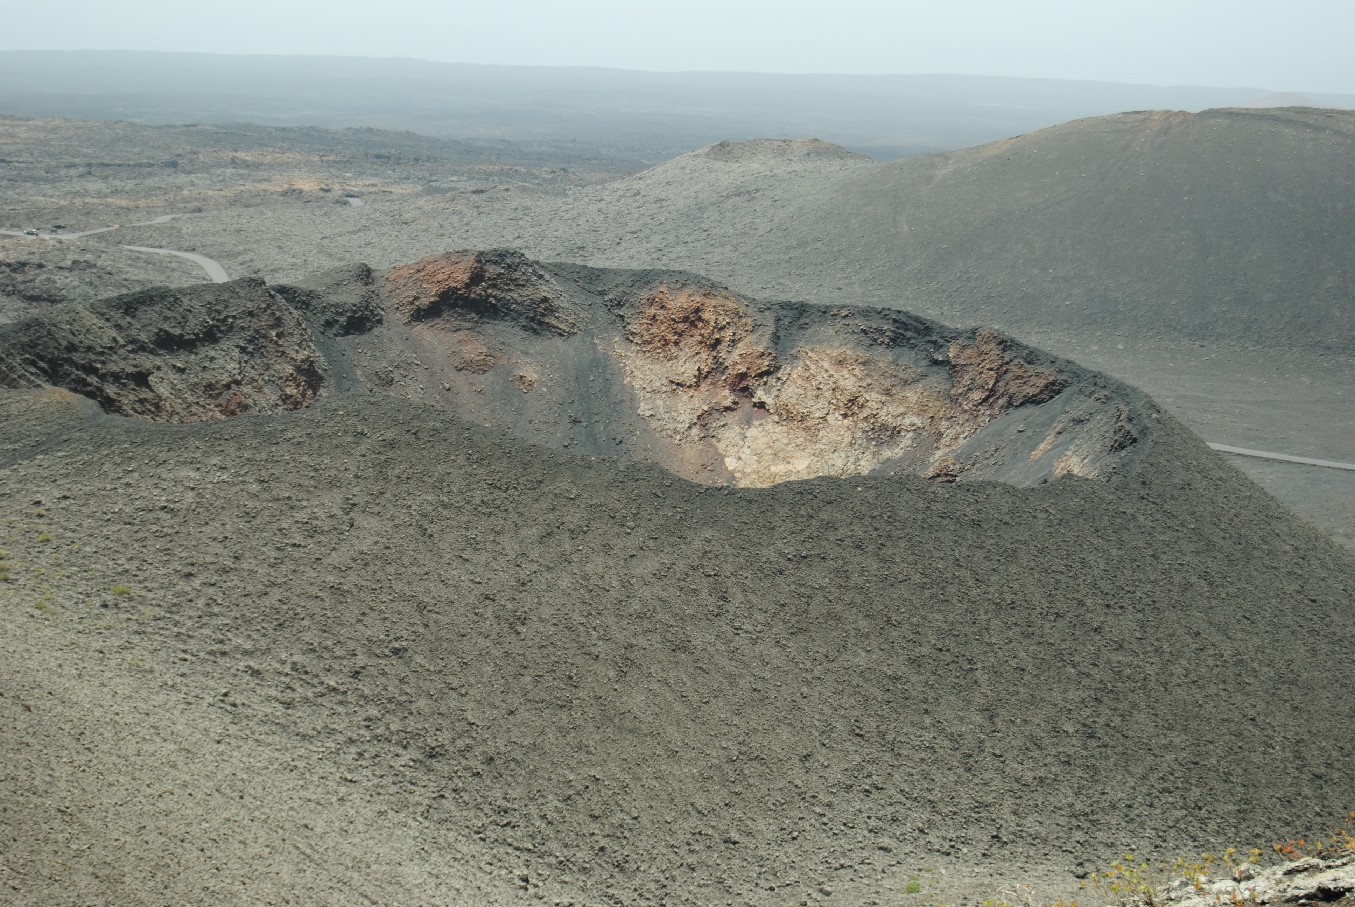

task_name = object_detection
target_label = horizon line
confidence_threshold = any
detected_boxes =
[6,47,1354,95]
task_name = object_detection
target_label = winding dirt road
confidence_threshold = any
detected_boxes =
[120,245,229,283]
[2,214,229,282]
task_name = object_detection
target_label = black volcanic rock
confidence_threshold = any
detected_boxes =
[273,263,384,337]
[0,277,324,421]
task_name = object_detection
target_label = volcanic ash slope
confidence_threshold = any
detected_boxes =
[506,108,1355,354]
[1,255,1353,907]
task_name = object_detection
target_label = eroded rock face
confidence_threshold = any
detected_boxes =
[380,251,1155,487]
[0,279,324,422]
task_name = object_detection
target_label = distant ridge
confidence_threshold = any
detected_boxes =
[696,138,870,163]
[0,49,1323,158]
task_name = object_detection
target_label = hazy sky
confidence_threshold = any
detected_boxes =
[5,0,1354,92]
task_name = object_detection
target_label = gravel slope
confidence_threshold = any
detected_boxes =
[2,386,1352,907]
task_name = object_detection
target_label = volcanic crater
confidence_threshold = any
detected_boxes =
[0,248,1155,489]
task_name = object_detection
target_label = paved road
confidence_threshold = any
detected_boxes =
[1208,443,1355,472]
[121,245,229,283]
[140,215,186,225]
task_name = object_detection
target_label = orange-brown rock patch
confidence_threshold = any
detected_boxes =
[385,252,485,322]
[383,250,579,336]
[949,329,1065,415]
[625,285,776,394]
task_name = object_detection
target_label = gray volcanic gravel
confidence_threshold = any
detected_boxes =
[2,385,1353,907]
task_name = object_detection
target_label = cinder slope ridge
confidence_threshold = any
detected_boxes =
[0,253,1156,488]
[377,250,1153,487]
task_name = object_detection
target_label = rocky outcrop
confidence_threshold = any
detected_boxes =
[0,278,324,421]
[272,264,383,337]
[384,249,580,336]
[1146,854,1355,907]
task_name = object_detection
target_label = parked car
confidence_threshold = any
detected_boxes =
[22,229,39,236]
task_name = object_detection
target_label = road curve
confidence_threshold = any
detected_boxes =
[3,213,228,282]
[1208,443,1355,472]
[121,245,229,283]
